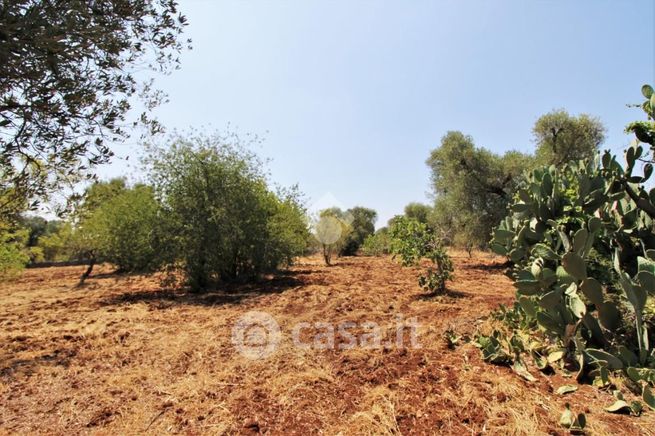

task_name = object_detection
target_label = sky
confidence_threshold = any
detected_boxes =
[100,0,655,227]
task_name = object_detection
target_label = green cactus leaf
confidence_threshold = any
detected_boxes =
[580,277,604,306]
[531,243,559,260]
[568,295,586,319]
[597,302,621,330]
[555,267,574,286]
[617,346,638,367]
[644,163,653,181]
[642,84,654,98]
[644,385,655,411]
[509,247,526,263]
[626,367,643,383]
[512,359,536,382]
[619,273,647,312]
[631,401,644,416]
[559,404,586,431]
[539,290,561,309]
[557,385,578,395]
[518,296,537,318]
[562,252,587,281]
[541,172,553,197]
[605,400,631,414]
[517,269,535,281]
[548,349,565,363]
[637,256,655,275]
[636,271,655,294]
[493,228,514,243]
[536,312,562,334]
[518,189,532,203]
[586,348,623,370]
[582,313,605,345]
[540,268,558,288]
[532,351,549,370]
[490,242,508,256]
[559,405,575,428]
[511,203,531,213]
[613,248,621,274]
[515,280,540,295]
[588,216,602,233]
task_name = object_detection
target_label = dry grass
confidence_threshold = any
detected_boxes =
[0,251,653,434]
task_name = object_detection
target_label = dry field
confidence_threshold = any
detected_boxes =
[1,251,653,435]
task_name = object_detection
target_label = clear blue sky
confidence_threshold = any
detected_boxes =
[101,0,655,227]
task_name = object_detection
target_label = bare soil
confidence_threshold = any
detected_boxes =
[0,251,653,435]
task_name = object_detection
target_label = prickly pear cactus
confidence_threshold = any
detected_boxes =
[490,85,655,372]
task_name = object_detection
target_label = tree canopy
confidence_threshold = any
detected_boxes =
[533,109,606,166]
[426,110,607,250]
[0,0,190,220]
[426,131,532,249]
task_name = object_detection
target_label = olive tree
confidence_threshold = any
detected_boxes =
[146,132,309,291]
[0,0,190,219]
[340,206,377,256]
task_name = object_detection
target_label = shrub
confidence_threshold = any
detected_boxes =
[313,208,351,265]
[389,216,453,293]
[146,132,309,291]
[487,85,655,381]
[86,185,162,272]
[339,207,377,256]
[361,229,391,256]
[0,224,30,279]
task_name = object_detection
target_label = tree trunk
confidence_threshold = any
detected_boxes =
[77,256,96,287]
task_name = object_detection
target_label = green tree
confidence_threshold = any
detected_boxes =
[403,202,432,225]
[0,0,190,219]
[313,207,352,265]
[361,227,391,256]
[426,131,533,250]
[0,222,30,278]
[340,206,377,256]
[86,185,162,273]
[533,109,606,166]
[388,216,453,294]
[147,132,308,291]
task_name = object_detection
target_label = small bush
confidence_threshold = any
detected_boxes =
[0,224,30,279]
[388,216,453,293]
[360,230,390,256]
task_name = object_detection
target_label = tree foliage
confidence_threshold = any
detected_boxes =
[84,184,162,272]
[426,131,533,250]
[534,110,606,167]
[0,222,30,278]
[403,202,432,226]
[313,207,351,265]
[0,0,190,219]
[340,206,377,256]
[427,110,607,251]
[147,132,309,291]
[388,216,453,294]
[361,227,391,257]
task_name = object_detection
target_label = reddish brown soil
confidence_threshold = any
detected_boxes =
[0,251,653,435]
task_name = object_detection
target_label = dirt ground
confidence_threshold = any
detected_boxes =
[0,251,653,435]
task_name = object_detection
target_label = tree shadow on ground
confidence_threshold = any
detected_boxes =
[414,288,469,301]
[97,270,309,309]
[0,347,78,381]
[459,261,511,272]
